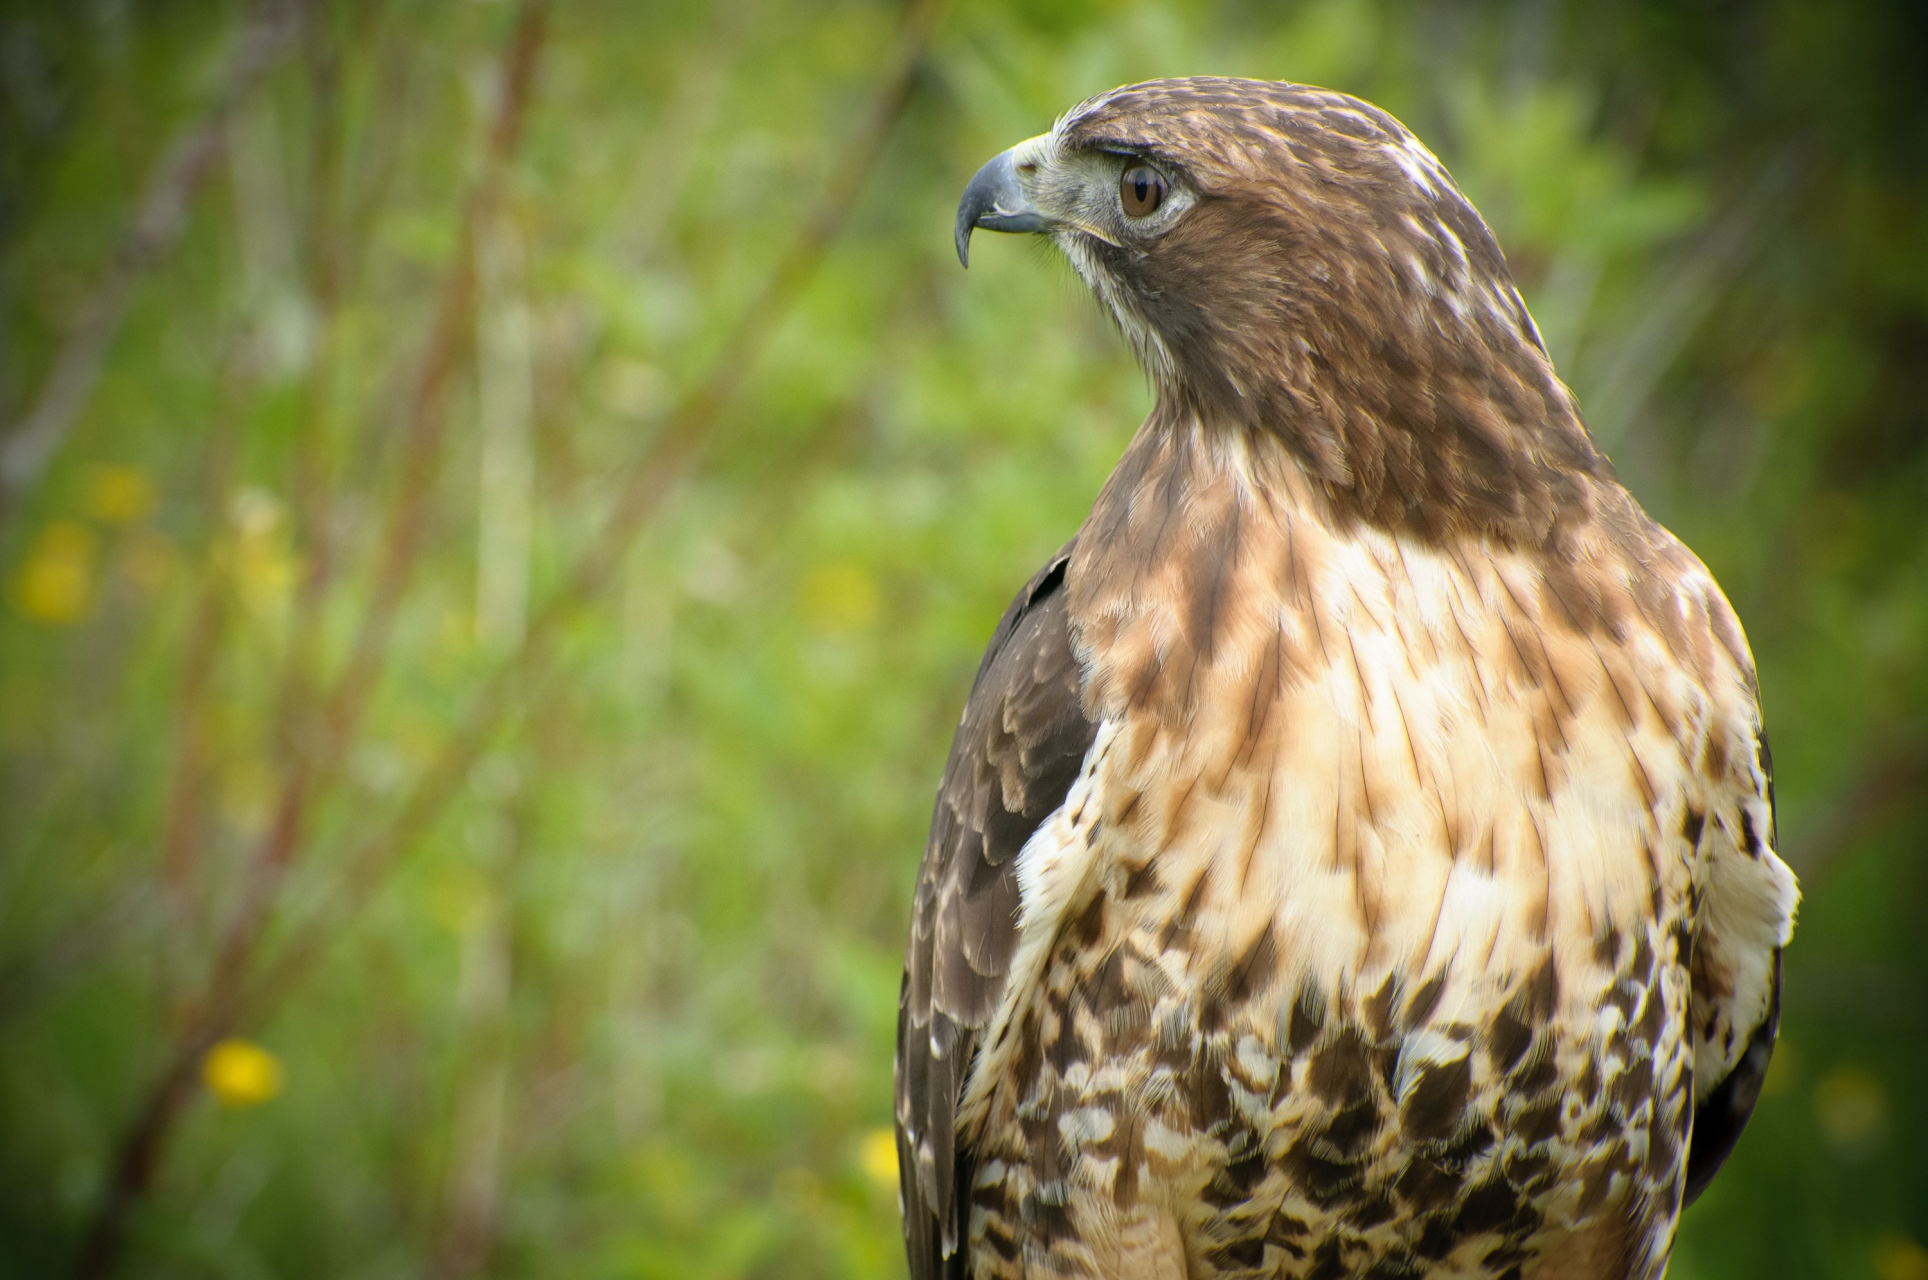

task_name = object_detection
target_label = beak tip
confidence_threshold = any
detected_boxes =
[955,147,1043,272]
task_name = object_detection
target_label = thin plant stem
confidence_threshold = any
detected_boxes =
[64,7,551,1275]
[0,0,306,528]
[246,0,945,1028]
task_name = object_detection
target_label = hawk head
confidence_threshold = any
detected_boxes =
[956,77,1611,540]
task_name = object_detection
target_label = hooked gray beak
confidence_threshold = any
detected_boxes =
[954,147,1046,267]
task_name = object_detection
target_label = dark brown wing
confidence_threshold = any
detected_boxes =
[1682,948,1781,1207]
[1683,730,1783,1208]
[896,543,1095,1280]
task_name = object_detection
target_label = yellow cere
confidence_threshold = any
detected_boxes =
[202,1038,285,1108]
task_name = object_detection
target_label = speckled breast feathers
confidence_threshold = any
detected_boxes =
[898,77,1797,1280]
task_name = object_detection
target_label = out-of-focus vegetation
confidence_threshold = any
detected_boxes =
[0,0,1923,1275]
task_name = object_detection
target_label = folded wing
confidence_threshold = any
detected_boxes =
[895,545,1096,1279]
[1683,730,1799,1206]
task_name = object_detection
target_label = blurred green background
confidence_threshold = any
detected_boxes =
[1,0,1924,1276]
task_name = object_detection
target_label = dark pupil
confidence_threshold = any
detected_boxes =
[1122,165,1161,215]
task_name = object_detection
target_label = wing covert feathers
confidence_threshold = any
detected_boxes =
[896,544,1097,1279]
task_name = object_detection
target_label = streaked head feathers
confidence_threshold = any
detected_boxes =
[961,77,1611,540]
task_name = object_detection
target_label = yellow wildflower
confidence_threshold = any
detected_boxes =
[1877,1234,1928,1280]
[228,488,297,620]
[801,561,880,633]
[202,1038,284,1108]
[12,521,97,624]
[1814,1064,1887,1148]
[85,465,156,524]
[859,1127,898,1188]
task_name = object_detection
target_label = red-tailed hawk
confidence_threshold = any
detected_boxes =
[896,79,1798,1279]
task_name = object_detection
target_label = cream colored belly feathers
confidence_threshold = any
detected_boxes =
[952,421,1796,1279]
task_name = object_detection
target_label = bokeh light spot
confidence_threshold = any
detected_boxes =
[859,1127,897,1188]
[1814,1064,1888,1150]
[12,521,98,624]
[202,1038,284,1108]
[801,561,880,633]
[227,488,297,620]
[85,465,156,524]
[1876,1234,1928,1280]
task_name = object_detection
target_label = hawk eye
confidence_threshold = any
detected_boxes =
[1119,163,1166,217]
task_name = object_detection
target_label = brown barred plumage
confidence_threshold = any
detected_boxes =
[899,78,1797,1280]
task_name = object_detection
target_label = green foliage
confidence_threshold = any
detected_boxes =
[0,1,1923,1276]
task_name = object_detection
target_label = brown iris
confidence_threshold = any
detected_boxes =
[1119,163,1166,217]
